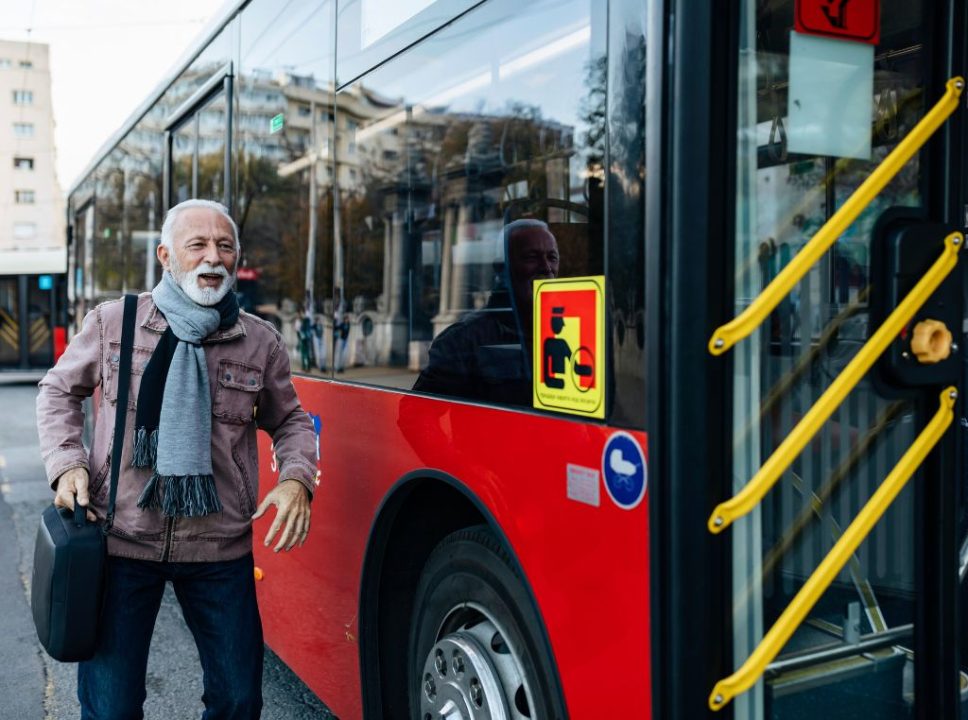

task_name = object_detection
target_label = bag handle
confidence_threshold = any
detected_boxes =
[73,500,86,528]
[105,294,138,531]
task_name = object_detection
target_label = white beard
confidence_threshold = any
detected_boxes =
[170,259,234,306]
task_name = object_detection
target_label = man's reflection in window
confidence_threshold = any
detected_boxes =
[413,219,560,406]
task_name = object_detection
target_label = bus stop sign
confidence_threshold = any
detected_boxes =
[795,0,880,45]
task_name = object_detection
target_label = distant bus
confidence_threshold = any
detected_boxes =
[0,269,66,371]
[66,0,968,718]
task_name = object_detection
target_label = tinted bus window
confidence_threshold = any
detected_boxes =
[120,110,165,293]
[335,0,608,410]
[237,0,336,367]
[92,156,125,303]
[605,0,647,429]
[336,0,481,86]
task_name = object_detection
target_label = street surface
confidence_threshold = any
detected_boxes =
[0,382,335,720]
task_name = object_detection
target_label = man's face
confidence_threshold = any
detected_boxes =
[509,226,559,311]
[157,208,238,306]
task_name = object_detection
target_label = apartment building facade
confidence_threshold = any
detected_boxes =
[0,39,64,370]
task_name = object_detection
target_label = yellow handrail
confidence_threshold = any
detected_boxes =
[709,232,962,533]
[709,387,956,711]
[709,76,964,357]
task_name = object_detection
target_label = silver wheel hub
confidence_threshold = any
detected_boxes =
[420,607,533,720]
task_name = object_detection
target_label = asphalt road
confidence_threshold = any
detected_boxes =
[0,382,335,720]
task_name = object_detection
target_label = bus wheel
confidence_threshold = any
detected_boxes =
[409,525,564,720]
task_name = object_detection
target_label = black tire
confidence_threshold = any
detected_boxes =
[409,525,566,720]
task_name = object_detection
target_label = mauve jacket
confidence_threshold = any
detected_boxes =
[36,293,318,562]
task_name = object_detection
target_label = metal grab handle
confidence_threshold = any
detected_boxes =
[709,387,957,712]
[709,232,962,533]
[708,76,964,357]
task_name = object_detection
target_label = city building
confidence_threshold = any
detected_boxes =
[0,39,65,370]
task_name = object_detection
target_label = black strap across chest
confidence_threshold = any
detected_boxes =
[105,294,137,531]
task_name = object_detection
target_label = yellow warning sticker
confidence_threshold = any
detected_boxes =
[532,276,605,419]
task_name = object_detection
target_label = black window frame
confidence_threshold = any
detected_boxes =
[163,62,235,212]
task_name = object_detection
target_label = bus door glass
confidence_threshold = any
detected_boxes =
[727,2,953,718]
[26,276,53,367]
[0,278,19,368]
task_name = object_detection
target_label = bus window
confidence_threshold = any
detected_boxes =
[91,158,126,303]
[337,0,608,411]
[236,0,336,361]
[335,0,481,86]
[170,120,194,206]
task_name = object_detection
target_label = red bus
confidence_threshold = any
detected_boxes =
[67,0,968,718]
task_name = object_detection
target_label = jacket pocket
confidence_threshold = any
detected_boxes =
[89,454,111,503]
[104,341,154,410]
[213,359,264,425]
[232,443,256,517]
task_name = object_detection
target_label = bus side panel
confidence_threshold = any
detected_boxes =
[254,378,651,719]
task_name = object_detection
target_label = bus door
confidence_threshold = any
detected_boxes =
[0,275,56,370]
[0,277,21,369]
[703,1,966,719]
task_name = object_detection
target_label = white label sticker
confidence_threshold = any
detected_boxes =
[787,32,874,161]
[566,464,600,507]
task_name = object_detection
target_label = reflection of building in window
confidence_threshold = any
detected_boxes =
[64,47,600,380]
[328,78,587,373]
[0,39,65,286]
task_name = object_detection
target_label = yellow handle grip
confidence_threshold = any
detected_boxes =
[709,387,956,711]
[709,76,964,356]
[709,232,962,533]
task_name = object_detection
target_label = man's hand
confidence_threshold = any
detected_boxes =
[252,479,311,552]
[53,467,96,522]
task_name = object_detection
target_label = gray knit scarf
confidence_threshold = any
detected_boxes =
[132,271,237,516]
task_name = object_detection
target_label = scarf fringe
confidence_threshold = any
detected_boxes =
[132,427,158,468]
[137,473,222,517]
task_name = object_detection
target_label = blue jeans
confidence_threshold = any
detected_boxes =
[78,553,264,720]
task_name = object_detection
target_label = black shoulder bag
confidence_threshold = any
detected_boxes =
[31,294,137,662]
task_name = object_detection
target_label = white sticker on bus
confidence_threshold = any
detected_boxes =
[566,463,600,507]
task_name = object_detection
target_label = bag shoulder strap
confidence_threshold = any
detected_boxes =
[105,294,138,531]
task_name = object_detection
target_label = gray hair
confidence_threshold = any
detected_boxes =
[504,218,550,241]
[160,199,239,251]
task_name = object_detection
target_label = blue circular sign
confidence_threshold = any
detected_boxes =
[601,431,647,509]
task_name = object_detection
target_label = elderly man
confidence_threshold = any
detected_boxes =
[413,219,560,405]
[36,198,317,719]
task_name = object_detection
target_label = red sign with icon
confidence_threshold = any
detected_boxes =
[795,0,880,45]
[532,276,605,419]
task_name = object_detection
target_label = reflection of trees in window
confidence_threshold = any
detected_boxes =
[338,85,604,369]
[341,182,390,313]
[93,167,125,299]
[198,151,224,204]
[596,32,644,327]
[236,154,334,321]
[581,55,607,184]
[116,135,164,292]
